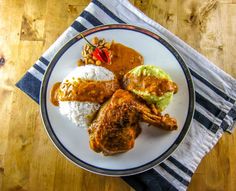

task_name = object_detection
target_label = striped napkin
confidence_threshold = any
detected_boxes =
[16,0,236,190]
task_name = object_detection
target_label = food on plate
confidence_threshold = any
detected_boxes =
[78,36,143,79]
[50,36,179,155]
[50,65,120,127]
[88,89,177,155]
[123,65,178,112]
[78,36,112,66]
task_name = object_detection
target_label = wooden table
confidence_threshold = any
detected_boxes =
[0,0,235,190]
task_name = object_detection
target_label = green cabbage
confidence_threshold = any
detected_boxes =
[128,65,174,111]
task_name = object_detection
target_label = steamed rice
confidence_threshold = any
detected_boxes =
[59,65,115,128]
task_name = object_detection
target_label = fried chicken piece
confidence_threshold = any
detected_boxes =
[88,89,177,155]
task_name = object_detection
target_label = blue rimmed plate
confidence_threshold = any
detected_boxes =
[40,24,195,176]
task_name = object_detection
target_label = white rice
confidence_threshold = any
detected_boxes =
[59,101,100,128]
[59,65,115,128]
[63,64,114,83]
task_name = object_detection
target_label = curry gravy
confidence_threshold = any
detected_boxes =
[96,43,143,80]
[50,82,61,106]
[123,74,178,96]
[50,79,120,106]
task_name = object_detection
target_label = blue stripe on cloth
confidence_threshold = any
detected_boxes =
[39,56,50,66]
[190,69,235,104]
[122,169,178,191]
[71,21,87,32]
[92,0,126,24]
[122,176,146,191]
[220,120,229,131]
[196,91,226,120]
[228,106,236,120]
[15,72,41,104]
[194,110,219,133]
[160,163,189,186]
[33,64,45,74]
[218,111,227,121]
[168,156,193,177]
[80,10,103,26]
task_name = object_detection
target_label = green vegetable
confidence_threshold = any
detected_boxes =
[128,65,174,111]
[130,65,171,80]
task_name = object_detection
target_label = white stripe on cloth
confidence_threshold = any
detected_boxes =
[35,60,47,71]
[171,121,223,171]
[75,16,94,29]
[42,27,79,63]
[185,58,235,102]
[185,55,235,100]
[196,102,222,126]
[162,160,192,182]
[192,78,233,113]
[154,165,188,191]
[224,115,234,127]
[28,67,43,81]
[227,109,236,132]
[97,0,158,32]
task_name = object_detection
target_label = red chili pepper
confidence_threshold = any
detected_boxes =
[93,48,110,64]
[79,33,111,64]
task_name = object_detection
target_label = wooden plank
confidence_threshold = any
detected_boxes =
[220,4,236,76]
[0,0,25,190]
[2,40,44,191]
[65,0,91,27]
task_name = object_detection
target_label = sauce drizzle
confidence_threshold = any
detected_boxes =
[123,74,178,96]
[94,43,143,80]
[50,79,120,106]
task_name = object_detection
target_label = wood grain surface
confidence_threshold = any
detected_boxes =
[0,0,235,190]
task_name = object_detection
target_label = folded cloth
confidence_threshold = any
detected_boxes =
[16,0,236,190]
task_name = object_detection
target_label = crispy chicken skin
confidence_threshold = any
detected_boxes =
[88,89,177,155]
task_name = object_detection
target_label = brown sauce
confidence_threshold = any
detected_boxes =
[51,42,144,106]
[97,43,143,80]
[50,82,61,106]
[50,79,120,106]
[123,74,178,96]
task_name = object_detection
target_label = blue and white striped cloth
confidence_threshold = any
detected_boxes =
[16,0,236,190]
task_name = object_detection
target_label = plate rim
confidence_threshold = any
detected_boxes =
[40,24,195,176]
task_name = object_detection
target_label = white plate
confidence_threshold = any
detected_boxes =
[40,24,195,176]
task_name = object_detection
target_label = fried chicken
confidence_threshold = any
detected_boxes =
[88,89,177,155]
